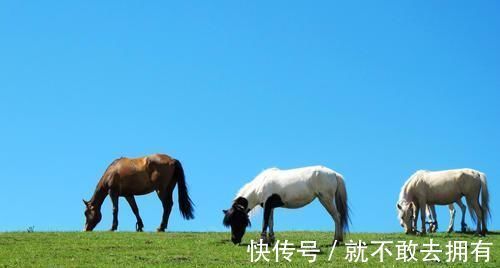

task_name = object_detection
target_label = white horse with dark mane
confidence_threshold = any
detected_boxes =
[223,166,349,244]
[397,168,490,235]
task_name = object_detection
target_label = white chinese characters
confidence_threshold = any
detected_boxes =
[246,239,493,263]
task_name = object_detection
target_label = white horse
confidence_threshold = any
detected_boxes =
[223,166,349,244]
[397,169,489,235]
[425,200,468,233]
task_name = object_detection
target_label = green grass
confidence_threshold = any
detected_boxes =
[0,231,498,267]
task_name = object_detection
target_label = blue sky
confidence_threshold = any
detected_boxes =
[0,1,498,233]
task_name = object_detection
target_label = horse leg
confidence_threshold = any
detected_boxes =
[261,194,283,244]
[109,191,119,231]
[465,195,484,236]
[419,202,427,235]
[456,199,467,232]
[447,203,456,233]
[268,209,275,245]
[429,205,438,233]
[413,203,420,233]
[318,195,343,243]
[156,190,173,232]
[125,196,144,232]
[425,205,433,232]
[481,210,488,235]
[260,206,271,243]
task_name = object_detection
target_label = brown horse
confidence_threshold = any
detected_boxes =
[83,154,194,232]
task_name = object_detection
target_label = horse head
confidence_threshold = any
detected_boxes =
[223,197,251,244]
[397,201,415,234]
[83,199,102,231]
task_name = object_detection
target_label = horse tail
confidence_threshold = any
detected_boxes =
[479,172,490,224]
[174,160,194,220]
[335,174,350,231]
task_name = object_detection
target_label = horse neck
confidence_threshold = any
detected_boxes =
[399,179,417,204]
[237,183,259,211]
[90,182,108,209]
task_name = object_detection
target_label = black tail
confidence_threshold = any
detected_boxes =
[335,175,350,232]
[174,160,194,220]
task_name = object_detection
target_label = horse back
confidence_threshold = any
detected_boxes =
[419,169,482,203]
[104,154,177,195]
[267,166,339,195]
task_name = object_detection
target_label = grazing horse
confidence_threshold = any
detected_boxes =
[397,169,489,235]
[83,154,194,232]
[223,166,349,245]
[425,200,468,233]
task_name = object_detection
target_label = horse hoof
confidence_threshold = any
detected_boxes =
[447,228,453,233]
[268,233,275,245]
[156,228,165,232]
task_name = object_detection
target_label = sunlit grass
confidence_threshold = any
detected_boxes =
[0,231,498,267]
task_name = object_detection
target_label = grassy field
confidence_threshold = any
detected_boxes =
[0,231,498,267]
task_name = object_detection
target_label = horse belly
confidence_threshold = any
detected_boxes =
[428,196,461,205]
[283,195,316,208]
[119,173,155,196]
[427,191,462,205]
[279,185,316,208]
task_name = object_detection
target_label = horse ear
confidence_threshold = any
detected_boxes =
[397,203,402,210]
[222,209,228,214]
[409,203,414,210]
[83,199,89,206]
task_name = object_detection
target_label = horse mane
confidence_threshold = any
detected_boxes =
[398,170,427,203]
[235,167,279,198]
[222,212,231,227]
[102,157,124,176]
[236,181,255,199]
[87,157,125,205]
